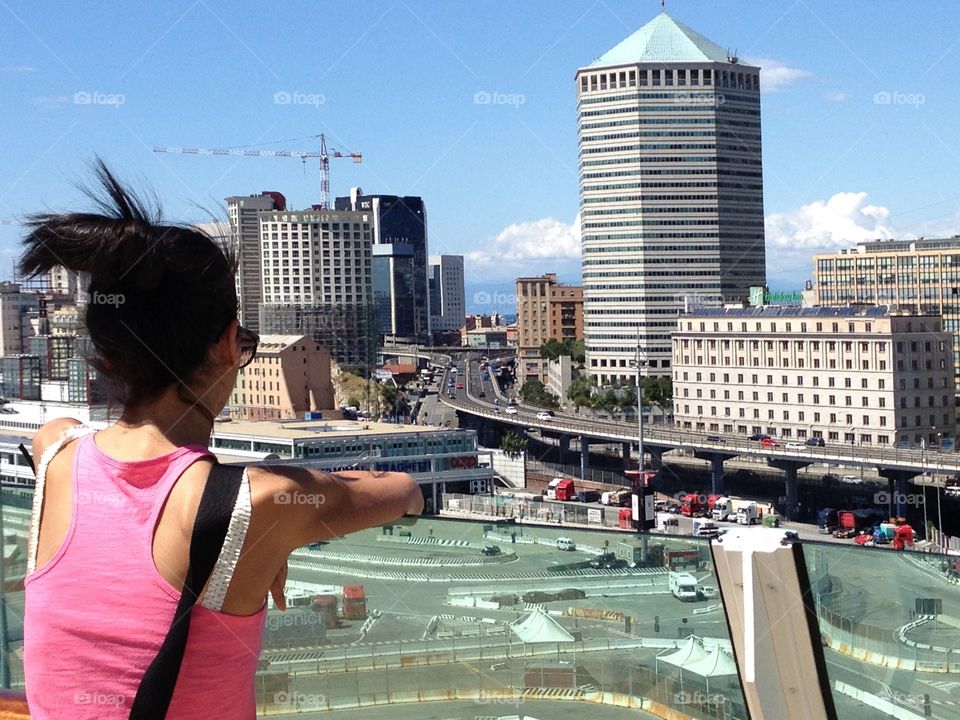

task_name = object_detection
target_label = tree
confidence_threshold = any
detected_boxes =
[519,379,560,409]
[567,374,595,409]
[500,431,528,459]
[641,376,673,418]
[539,338,566,361]
[539,338,585,365]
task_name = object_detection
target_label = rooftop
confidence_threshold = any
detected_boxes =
[211,417,468,441]
[588,12,734,68]
[681,305,896,319]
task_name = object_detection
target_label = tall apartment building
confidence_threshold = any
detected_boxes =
[577,12,766,385]
[257,208,376,368]
[335,190,430,341]
[48,267,78,297]
[0,283,39,356]
[672,307,956,447]
[814,236,960,390]
[428,255,465,334]
[226,192,285,332]
[228,334,334,421]
[515,274,584,383]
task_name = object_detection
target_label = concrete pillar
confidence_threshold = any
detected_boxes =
[622,442,631,462]
[784,465,799,521]
[878,469,915,518]
[648,447,663,471]
[580,437,590,479]
[710,454,725,495]
[557,435,570,463]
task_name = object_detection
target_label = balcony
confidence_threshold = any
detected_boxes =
[4,484,960,718]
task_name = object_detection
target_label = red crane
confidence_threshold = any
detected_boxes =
[153,133,362,210]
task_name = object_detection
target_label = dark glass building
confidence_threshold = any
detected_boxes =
[335,191,429,342]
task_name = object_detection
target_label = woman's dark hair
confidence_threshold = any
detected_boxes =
[18,159,238,406]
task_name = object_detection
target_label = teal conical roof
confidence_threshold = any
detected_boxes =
[590,13,730,66]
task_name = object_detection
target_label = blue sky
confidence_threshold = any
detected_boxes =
[1,0,958,313]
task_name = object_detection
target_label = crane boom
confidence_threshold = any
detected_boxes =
[152,133,361,209]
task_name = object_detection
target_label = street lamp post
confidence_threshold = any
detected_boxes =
[630,335,648,559]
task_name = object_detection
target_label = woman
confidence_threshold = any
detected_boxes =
[19,161,424,718]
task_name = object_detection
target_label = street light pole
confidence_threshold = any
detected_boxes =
[630,333,649,560]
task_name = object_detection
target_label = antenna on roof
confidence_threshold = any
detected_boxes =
[660,0,665,9]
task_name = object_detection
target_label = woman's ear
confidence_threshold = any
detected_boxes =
[214,318,241,368]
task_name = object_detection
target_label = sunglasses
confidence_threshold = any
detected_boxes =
[237,326,259,368]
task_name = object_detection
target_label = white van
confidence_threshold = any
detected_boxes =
[557,537,576,551]
[669,571,699,601]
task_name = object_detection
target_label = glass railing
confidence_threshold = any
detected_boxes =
[803,540,960,719]
[1,487,748,719]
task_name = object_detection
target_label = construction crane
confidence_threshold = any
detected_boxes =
[153,133,362,210]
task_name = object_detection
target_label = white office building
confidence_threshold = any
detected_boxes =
[428,255,466,333]
[672,306,956,447]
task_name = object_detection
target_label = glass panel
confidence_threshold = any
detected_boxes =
[804,540,960,718]
[260,517,748,718]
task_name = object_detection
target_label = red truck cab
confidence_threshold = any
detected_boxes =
[554,478,576,501]
[680,493,704,517]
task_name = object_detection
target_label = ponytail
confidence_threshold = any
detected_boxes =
[17,158,238,406]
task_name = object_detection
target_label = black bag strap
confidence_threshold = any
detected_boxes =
[129,463,245,719]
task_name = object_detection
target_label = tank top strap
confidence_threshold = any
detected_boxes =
[200,467,253,612]
[27,424,96,575]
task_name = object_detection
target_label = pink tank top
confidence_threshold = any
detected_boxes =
[24,431,267,719]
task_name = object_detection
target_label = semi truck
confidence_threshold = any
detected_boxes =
[833,509,886,539]
[669,571,700,601]
[546,478,576,501]
[736,503,762,525]
[712,496,758,522]
[680,493,706,517]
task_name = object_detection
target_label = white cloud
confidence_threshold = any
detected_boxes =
[743,56,812,92]
[466,214,581,277]
[766,192,894,252]
[824,91,850,103]
[765,192,895,286]
[0,65,37,73]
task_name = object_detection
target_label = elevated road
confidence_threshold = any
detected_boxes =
[438,357,960,520]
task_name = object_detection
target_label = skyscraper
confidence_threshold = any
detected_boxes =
[428,255,465,334]
[335,190,430,342]
[226,192,285,332]
[577,12,766,384]
[256,208,376,369]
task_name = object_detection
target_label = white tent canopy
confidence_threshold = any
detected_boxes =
[684,647,738,678]
[510,607,575,643]
[656,635,711,669]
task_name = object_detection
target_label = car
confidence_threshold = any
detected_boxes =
[749,433,771,441]
[536,411,554,421]
[481,544,501,556]
[697,585,719,600]
[705,434,721,442]
[840,475,862,484]
[589,552,626,569]
[805,437,825,447]
[759,438,779,448]
[493,406,502,414]
[448,391,456,399]
[854,533,873,546]
[785,442,805,450]
[478,390,486,397]
[557,537,576,551]
[456,383,464,389]
[504,406,518,415]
